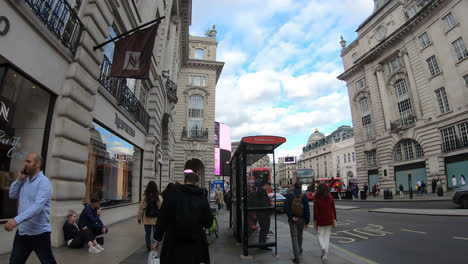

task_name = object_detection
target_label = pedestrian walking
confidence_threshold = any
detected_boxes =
[372,184,377,197]
[285,182,310,263]
[257,181,273,251]
[431,179,437,194]
[399,184,404,198]
[314,183,337,263]
[461,175,466,186]
[63,210,103,253]
[152,172,212,264]
[416,179,422,196]
[137,181,163,251]
[437,179,444,197]
[421,181,426,195]
[363,184,368,200]
[5,152,57,263]
[215,187,224,210]
[452,175,457,189]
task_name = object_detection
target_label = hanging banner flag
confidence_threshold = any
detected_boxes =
[110,23,159,79]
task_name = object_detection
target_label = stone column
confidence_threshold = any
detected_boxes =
[374,65,392,130]
[400,50,422,118]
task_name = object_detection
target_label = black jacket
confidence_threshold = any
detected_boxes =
[154,184,213,264]
[63,222,79,241]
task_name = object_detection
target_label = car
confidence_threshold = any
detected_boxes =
[269,193,287,213]
[279,188,290,196]
[304,191,315,201]
[452,185,468,208]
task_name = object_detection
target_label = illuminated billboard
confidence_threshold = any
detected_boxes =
[215,121,232,176]
[284,156,296,164]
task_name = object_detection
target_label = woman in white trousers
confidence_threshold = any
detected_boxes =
[313,183,337,263]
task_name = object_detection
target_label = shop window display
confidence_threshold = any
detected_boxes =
[0,65,53,221]
[85,122,141,207]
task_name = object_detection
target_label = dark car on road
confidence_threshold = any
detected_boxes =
[269,193,287,213]
[453,185,468,208]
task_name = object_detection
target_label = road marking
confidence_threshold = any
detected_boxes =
[345,220,357,223]
[453,237,468,241]
[400,229,427,234]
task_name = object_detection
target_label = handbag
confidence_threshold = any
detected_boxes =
[147,251,160,264]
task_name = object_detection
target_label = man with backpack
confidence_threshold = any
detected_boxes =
[285,182,310,263]
[152,172,212,264]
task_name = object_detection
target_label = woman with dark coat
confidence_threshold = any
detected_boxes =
[62,211,103,253]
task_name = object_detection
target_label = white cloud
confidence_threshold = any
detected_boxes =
[275,144,305,159]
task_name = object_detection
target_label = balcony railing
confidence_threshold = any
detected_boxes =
[99,56,150,132]
[182,127,208,141]
[165,78,178,101]
[390,115,416,132]
[442,137,468,153]
[25,0,83,54]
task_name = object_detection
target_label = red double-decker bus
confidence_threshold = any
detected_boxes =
[294,169,315,191]
[250,167,271,184]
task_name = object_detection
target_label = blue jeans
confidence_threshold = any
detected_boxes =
[10,231,56,264]
[144,225,156,246]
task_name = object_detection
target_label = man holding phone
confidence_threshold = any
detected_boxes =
[5,152,56,263]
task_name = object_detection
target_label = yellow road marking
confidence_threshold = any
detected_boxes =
[303,230,378,264]
[453,237,468,241]
[400,229,427,234]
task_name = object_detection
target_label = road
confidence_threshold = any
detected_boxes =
[277,200,468,263]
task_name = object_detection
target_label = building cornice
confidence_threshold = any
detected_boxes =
[180,0,191,65]
[186,59,225,83]
[338,0,443,81]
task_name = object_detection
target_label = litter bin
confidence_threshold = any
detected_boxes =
[384,189,393,199]
[360,190,367,200]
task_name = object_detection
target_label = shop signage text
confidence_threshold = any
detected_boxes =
[0,130,27,160]
[115,113,135,137]
[0,16,10,36]
[0,101,10,121]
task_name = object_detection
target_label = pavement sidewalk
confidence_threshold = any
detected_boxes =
[0,217,146,264]
[369,208,468,216]
[338,192,452,202]
[122,209,375,264]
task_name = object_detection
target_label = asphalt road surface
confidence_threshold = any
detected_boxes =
[277,200,468,264]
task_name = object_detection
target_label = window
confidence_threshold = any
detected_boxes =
[408,6,417,18]
[188,95,204,137]
[352,53,359,63]
[337,156,340,165]
[360,97,374,140]
[426,55,441,77]
[441,126,458,152]
[348,153,351,163]
[366,150,377,167]
[0,66,54,220]
[138,84,148,107]
[394,139,424,162]
[464,74,468,88]
[194,48,204,60]
[387,57,401,74]
[352,152,355,161]
[360,97,369,114]
[395,79,413,119]
[458,121,468,146]
[324,161,327,177]
[343,154,346,164]
[356,77,366,90]
[188,75,206,87]
[442,13,456,31]
[435,87,450,113]
[418,32,431,49]
[452,38,468,61]
[85,123,142,207]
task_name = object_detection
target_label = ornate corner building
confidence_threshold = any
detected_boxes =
[173,31,224,187]
[338,0,468,193]
[0,0,206,252]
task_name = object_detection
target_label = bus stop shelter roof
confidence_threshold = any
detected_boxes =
[230,136,286,166]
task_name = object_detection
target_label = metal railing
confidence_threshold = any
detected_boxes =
[165,78,178,100]
[182,127,208,140]
[442,137,468,153]
[390,115,417,132]
[99,56,150,132]
[25,0,83,54]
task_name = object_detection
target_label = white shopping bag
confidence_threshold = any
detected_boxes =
[148,251,160,264]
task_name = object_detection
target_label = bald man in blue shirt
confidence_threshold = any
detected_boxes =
[5,152,56,264]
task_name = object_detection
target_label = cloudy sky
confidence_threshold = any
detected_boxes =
[190,0,374,158]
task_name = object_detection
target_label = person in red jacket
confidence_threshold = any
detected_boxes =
[314,183,337,263]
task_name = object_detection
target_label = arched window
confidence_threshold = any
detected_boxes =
[395,79,413,119]
[194,48,204,59]
[188,95,204,138]
[394,139,424,162]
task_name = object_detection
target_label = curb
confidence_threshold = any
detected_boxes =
[368,208,468,217]
[336,198,452,202]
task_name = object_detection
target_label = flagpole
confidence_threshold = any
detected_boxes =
[93,16,166,51]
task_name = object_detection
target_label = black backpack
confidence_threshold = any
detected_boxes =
[145,198,160,218]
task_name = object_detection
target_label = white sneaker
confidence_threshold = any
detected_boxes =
[89,247,101,254]
[95,244,104,251]
[321,252,328,263]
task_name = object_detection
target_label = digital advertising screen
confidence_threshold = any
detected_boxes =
[284,156,296,164]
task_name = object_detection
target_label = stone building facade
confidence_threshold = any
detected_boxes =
[278,157,297,186]
[173,32,224,188]
[298,126,357,185]
[0,0,194,253]
[338,0,468,193]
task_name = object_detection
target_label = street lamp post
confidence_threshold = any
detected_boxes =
[408,172,413,199]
